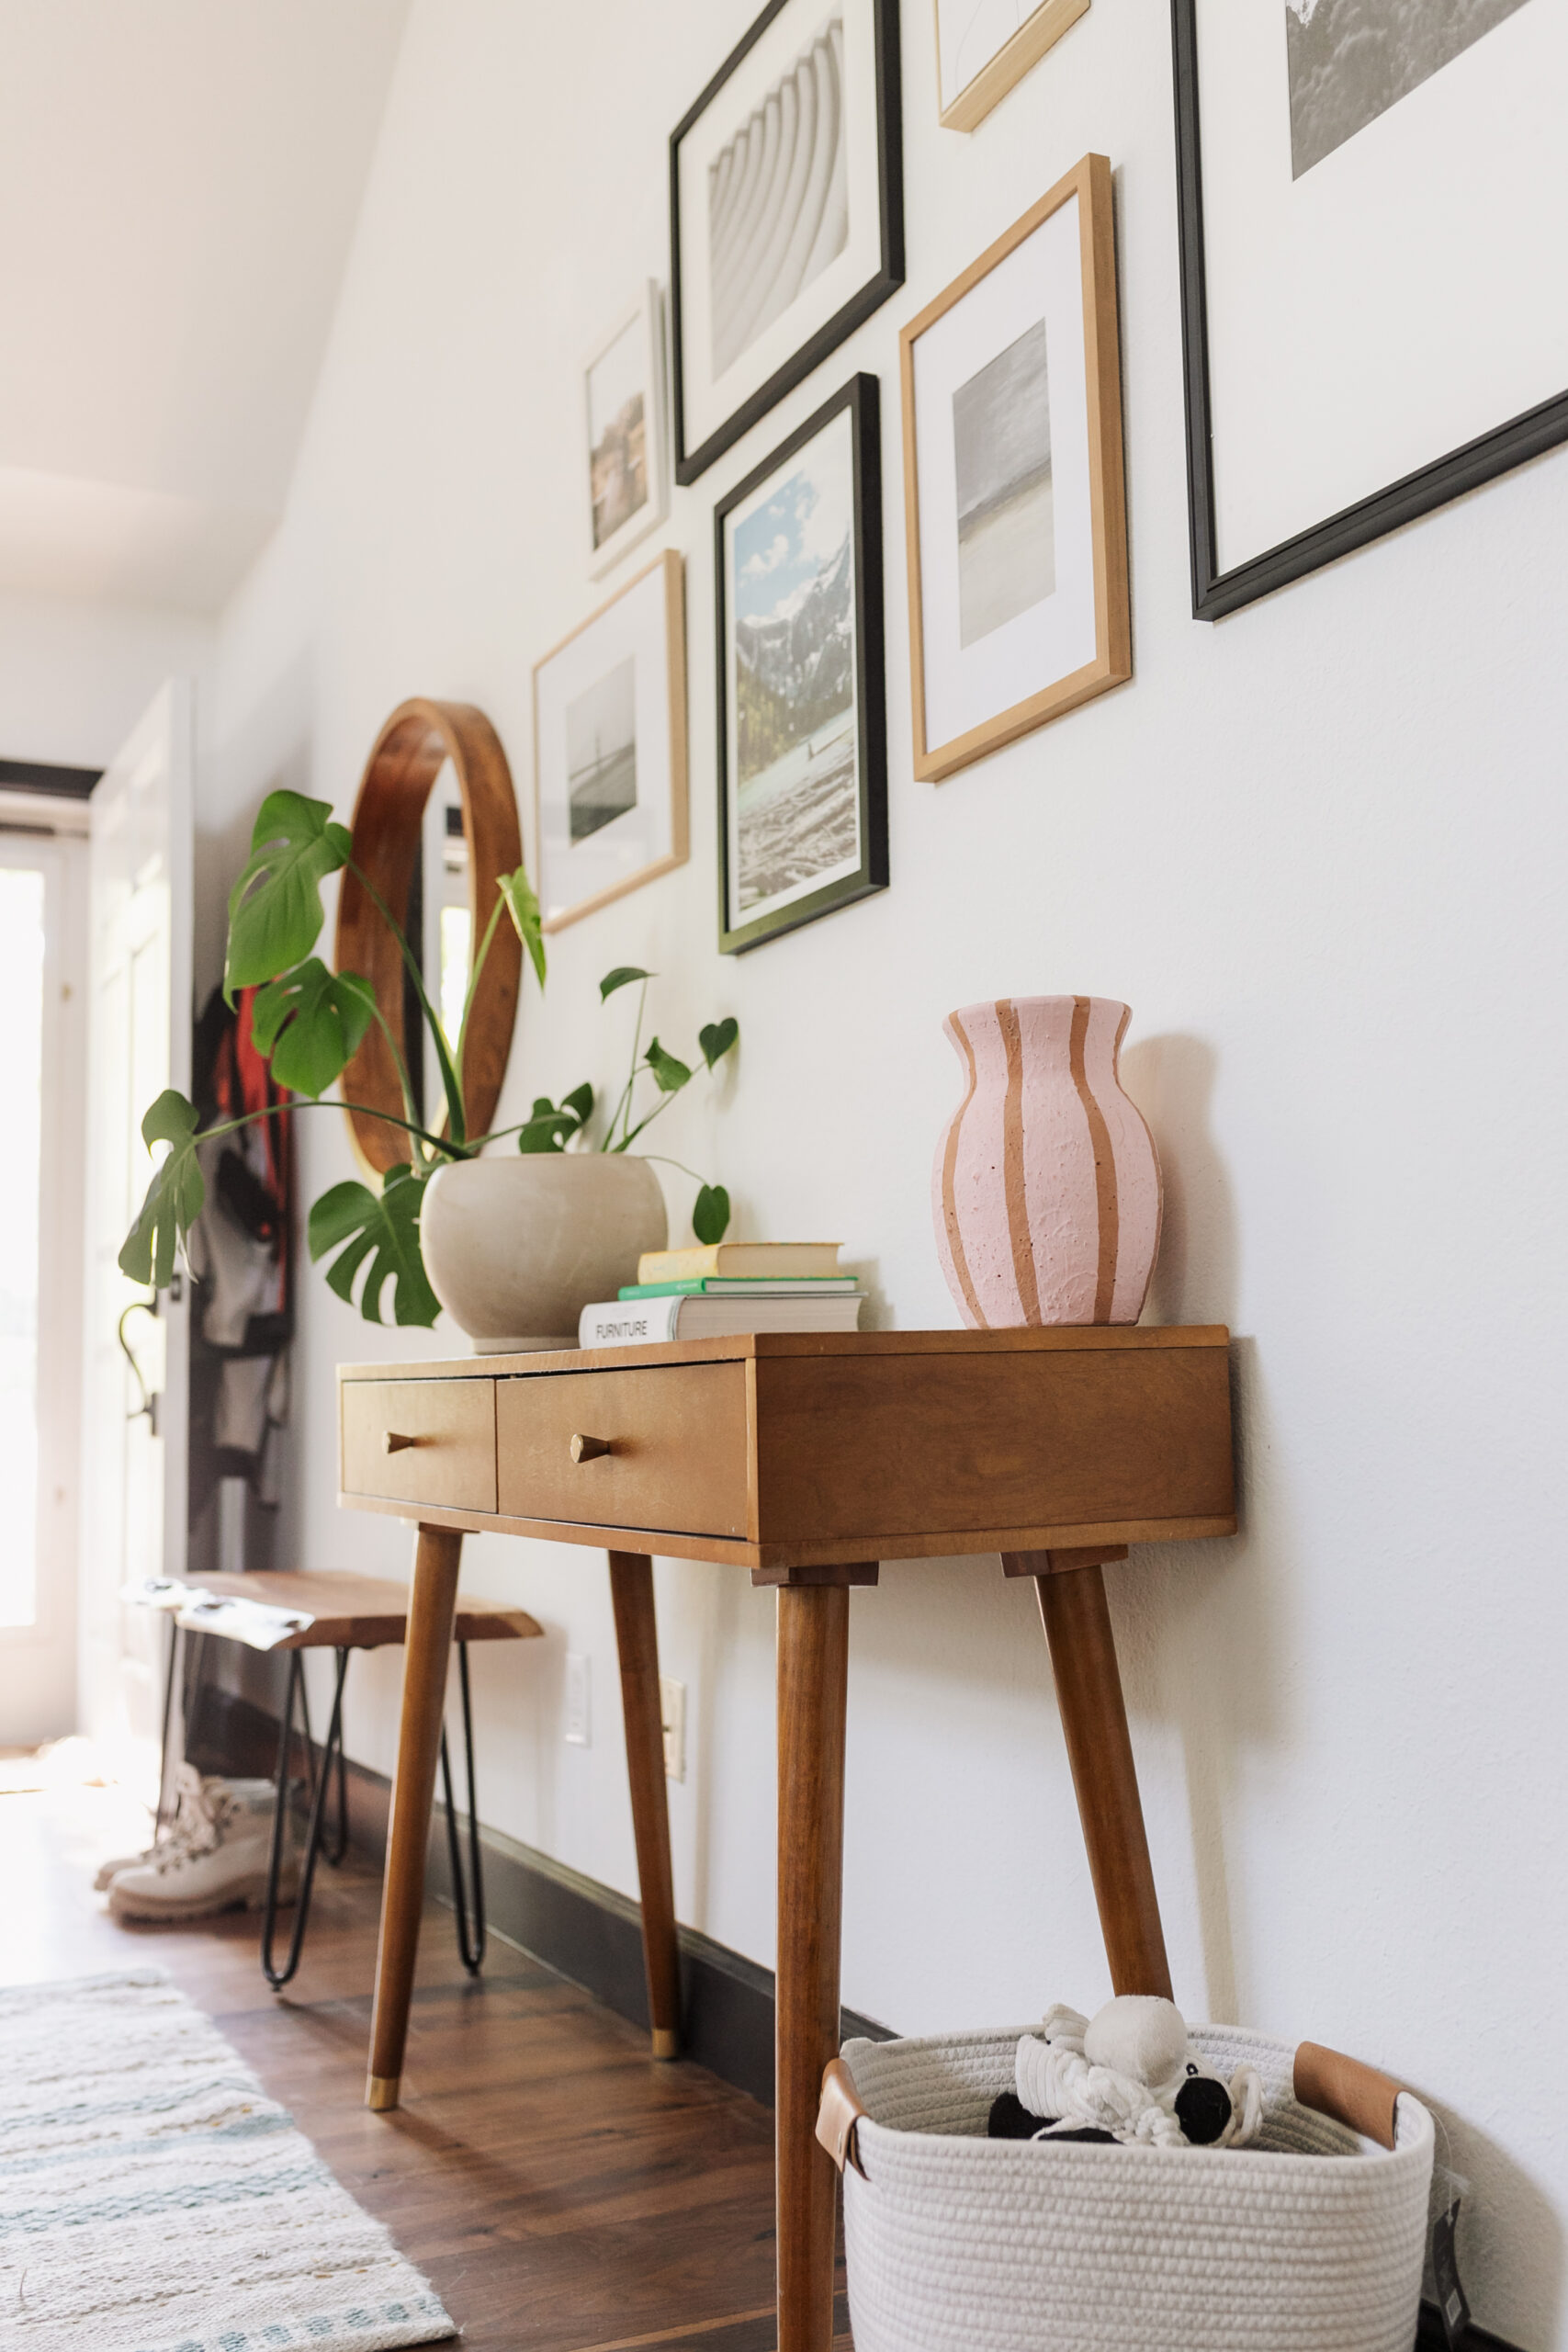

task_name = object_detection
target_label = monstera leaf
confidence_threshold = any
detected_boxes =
[495,865,547,989]
[225,792,352,1001]
[517,1082,593,1153]
[250,959,378,1098]
[118,1091,205,1289]
[308,1162,441,1326]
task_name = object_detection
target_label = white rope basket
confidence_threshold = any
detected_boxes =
[828,2023,1433,2352]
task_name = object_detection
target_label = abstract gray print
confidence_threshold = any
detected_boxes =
[1286,0,1531,176]
[953,319,1055,650]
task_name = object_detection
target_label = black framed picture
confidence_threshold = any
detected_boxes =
[1172,0,1568,618]
[715,373,888,955]
[671,0,904,486]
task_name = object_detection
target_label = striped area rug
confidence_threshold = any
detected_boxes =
[0,1967,455,2351]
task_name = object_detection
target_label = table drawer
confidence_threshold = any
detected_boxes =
[341,1377,497,1513]
[496,1363,750,1538]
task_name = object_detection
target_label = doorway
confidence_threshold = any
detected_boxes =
[0,828,87,1747]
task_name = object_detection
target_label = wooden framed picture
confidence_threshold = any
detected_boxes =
[934,0,1089,132]
[900,153,1129,785]
[1173,0,1568,618]
[584,281,669,579]
[533,551,688,933]
[670,0,904,486]
[714,374,888,954]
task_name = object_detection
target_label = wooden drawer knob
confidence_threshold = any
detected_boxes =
[570,1432,613,1464]
[383,1430,421,1454]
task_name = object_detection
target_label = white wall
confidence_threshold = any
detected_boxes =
[0,589,212,770]
[206,5,1568,2341]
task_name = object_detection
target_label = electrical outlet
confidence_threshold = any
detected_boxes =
[564,1651,591,1746]
[660,1675,686,1781]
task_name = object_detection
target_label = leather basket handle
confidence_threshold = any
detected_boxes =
[817,2058,868,2177]
[1294,2041,1402,2151]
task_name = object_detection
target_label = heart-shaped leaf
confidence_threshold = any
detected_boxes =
[497,866,547,989]
[308,1163,440,1326]
[225,792,352,1001]
[561,1081,595,1125]
[693,1183,731,1246]
[644,1037,692,1095]
[600,965,652,1001]
[119,1090,205,1289]
[698,1016,739,1070]
[250,960,377,1098]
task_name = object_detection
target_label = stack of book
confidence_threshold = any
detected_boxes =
[578,1243,863,1350]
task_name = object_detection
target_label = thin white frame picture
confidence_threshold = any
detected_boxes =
[584,282,670,579]
[533,551,689,933]
[933,0,1089,133]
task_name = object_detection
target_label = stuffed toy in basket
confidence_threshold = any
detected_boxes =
[818,1997,1433,2352]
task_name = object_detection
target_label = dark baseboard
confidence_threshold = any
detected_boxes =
[194,1693,1522,2348]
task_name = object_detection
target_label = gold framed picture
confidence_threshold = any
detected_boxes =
[533,551,688,932]
[934,0,1089,132]
[899,153,1129,784]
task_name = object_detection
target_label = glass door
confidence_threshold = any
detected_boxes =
[0,833,86,1746]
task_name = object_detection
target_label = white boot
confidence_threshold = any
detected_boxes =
[93,1763,276,1891]
[107,1773,299,1923]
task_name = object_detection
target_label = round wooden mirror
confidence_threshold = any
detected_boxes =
[334,697,523,1175]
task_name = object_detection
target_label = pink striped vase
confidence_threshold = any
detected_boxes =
[931,997,1163,1328]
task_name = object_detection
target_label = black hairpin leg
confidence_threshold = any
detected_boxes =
[292,1653,349,1867]
[439,1642,486,1975]
[261,1646,351,1991]
[155,1616,182,1826]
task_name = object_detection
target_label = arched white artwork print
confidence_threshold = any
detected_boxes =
[671,0,904,482]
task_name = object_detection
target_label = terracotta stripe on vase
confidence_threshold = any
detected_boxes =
[932,996,1162,1328]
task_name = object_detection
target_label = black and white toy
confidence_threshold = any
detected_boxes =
[988,1996,1264,2150]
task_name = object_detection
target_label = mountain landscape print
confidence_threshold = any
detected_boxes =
[1286,0,1531,176]
[728,411,859,919]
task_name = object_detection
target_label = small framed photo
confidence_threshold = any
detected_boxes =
[671,0,904,485]
[715,374,887,954]
[934,0,1089,133]
[584,283,669,578]
[900,153,1129,784]
[533,551,688,933]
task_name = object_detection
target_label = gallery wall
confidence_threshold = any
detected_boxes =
[202,3,1568,2340]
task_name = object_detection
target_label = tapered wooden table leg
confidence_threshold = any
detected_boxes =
[1008,1550,1172,1999]
[608,1550,681,2059]
[775,1580,852,2352]
[366,1521,463,2110]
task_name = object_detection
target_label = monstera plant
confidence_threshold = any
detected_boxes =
[118,791,739,1328]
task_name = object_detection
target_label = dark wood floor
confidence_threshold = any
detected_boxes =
[5,1781,850,2351]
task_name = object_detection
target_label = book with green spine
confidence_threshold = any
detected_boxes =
[618,1276,858,1298]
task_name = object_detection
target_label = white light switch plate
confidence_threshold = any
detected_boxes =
[565,1651,591,1746]
[660,1675,686,1781]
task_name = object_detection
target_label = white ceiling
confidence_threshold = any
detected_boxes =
[0,0,411,613]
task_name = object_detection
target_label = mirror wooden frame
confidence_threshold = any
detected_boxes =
[334,697,523,1175]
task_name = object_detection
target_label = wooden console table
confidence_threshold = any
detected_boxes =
[337,1326,1235,2352]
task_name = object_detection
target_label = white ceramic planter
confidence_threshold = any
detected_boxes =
[421,1154,668,1352]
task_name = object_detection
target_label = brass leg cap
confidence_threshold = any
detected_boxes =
[367,2074,401,2111]
[651,2028,679,2061]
